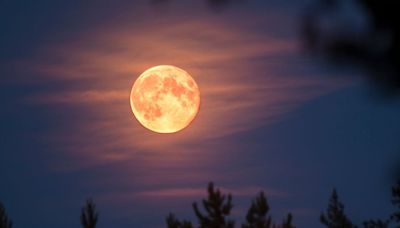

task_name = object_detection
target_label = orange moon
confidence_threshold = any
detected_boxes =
[130,65,200,133]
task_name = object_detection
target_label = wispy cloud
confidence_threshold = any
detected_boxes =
[18,5,351,196]
[27,90,127,104]
[133,186,285,198]
[20,12,348,171]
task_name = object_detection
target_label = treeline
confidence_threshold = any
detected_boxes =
[166,181,400,228]
[166,183,293,228]
[1,181,399,228]
[0,199,98,228]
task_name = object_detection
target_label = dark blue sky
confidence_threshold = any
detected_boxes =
[1,0,400,227]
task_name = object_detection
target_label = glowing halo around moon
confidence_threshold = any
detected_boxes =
[130,65,201,133]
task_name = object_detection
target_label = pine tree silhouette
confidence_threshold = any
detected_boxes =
[242,192,294,228]
[391,181,400,226]
[193,182,234,228]
[0,202,12,228]
[166,182,234,228]
[320,189,357,228]
[280,213,294,228]
[363,220,389,228]
[302,0,400,92]
[80,199,98,228]
[166,183,295,228]
[166,213,193,228]
[243,192,272,228]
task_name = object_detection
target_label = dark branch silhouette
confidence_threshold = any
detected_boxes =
[391,181,400,225]
[362,220,389,228]
[166,182,234,228]
[243,192,272,228]
[80,199,98,228]
[0,202,12,228]
[166,214,194,228]
[243,191,294,228]
[280,213,294,228]
[320,189,357,228]
[167,183,295,228]
[321,181,400,228]
[193,182,234,228]
[302,0,400,94]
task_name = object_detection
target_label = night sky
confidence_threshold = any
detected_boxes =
[1,1,400,227]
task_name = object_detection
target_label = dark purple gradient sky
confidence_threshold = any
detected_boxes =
[1,0,400,227]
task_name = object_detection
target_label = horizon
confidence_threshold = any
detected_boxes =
[1,0,400,227]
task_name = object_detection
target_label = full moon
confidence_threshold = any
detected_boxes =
[130,65,201,133]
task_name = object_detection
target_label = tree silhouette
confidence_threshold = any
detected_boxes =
[0,202,12,228]
[391,181,400,226]
[80,199,98,228]
[166,214,194,228]
[243,192,294,228]
[302,0,400,93]
[362,220,389,228]
[280,213,294,228]
[320,189,357,228]
[167,183,295,228]
[243,192,272,228]
[166,182,234,228]
[320,181,400,228]
[193,182,234,228]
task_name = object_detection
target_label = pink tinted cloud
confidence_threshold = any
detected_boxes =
[29,17,348,170]
[19,7,352,195]
[2,4,363,227]
[133,186,285,198]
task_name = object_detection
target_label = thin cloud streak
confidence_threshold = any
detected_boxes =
[133,186,285,198]
[27,90,127,104]
[18,4,352,203]
[2,2,393,228]
[26,16,349,170]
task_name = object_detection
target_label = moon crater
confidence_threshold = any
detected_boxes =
[130,65,200,133]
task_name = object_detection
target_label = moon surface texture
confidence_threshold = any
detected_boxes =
[130,65,200,133]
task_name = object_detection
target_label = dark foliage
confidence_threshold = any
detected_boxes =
[302,0,400,93]
[243,192,294,228]
[167,183,295,228]
[193,182,235,228]
[243,192,272,228]
[362,180,400,227]
[166,182,234,228]
[320,189,357,228]
[320,181,400,228]
[363,219,389,228]
[391,181,400,225]
[80,199,98,228]
[0,202,12,228]
[280,213,294,228]
[166,214,194,228]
